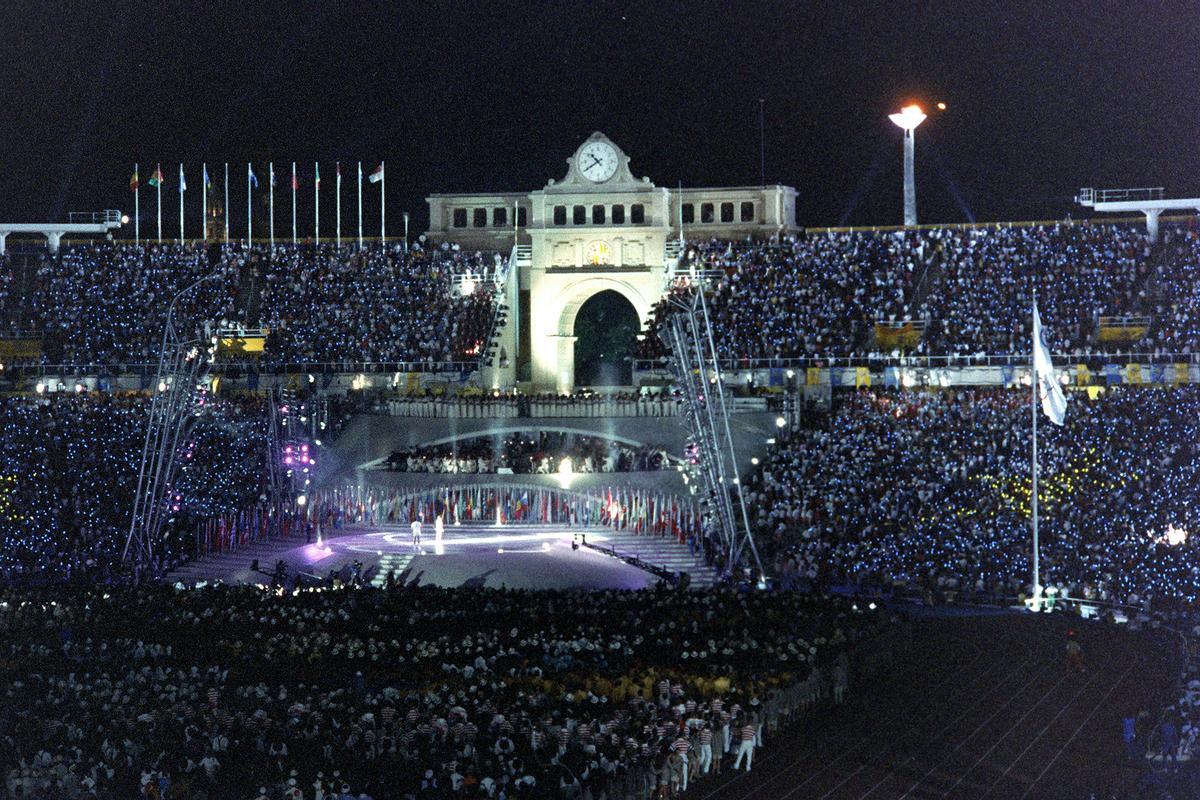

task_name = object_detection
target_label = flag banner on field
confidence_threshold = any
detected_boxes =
[1031,302,1066,425]
[178,165,186,193]
[129,170,139,191]
[315,163,320,188]
[855,366,871,388]
[147,165,163,187]
[1124,363,1144,384]
[884,367,901,388]
[203,164,213,190]
[1174,363,1189,385]
[1103,363,1123,385]
[368,163,384,183]
[768,368,783,387]
[806,367,823,386]
[874,321,922,349]
[248,167,259,189]
[1150,364,1166,385]
[1075,364,1091,386]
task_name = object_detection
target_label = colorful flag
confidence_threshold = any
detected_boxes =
[248,166,259,189]
[291,172,299,191]
[129,169,139,191]
[314,163,320,189]
[147,165,163,187]
[368,163,384,184]
[203,164,213,190]
[178,164,186,193]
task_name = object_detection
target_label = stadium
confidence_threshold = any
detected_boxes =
[1,5,1198,800]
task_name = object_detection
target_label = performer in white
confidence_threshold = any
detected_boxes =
[434,513,444,546]
[410,516,422,552]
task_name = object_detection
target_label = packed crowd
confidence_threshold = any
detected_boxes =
[260,244,502,366]
[638,223,1193,362]
[0,393,269,584]
[5,242,503,368]
[382,432,672,474]
[0,583,897,799]
[746,386,1200,606]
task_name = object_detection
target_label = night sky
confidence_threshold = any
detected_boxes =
[2,1,1197,232]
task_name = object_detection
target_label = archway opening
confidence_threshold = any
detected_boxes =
[573,290,639,386]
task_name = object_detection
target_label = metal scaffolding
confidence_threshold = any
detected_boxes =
[123,275,220,568]
[664,283,764,579]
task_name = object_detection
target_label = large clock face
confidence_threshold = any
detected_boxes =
[578,141,619,183]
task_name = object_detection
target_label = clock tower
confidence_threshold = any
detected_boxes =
[424,131,797,392]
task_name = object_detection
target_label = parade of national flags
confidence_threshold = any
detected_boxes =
[124,161,390,244]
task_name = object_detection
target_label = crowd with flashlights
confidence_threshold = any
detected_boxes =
[747,386,1200,605]
[2,241,504,369]
[382,432,672,474]
[0,393,269,584]
[637,223,1200,363]
[0,582,897,800]
[260,243,502,367]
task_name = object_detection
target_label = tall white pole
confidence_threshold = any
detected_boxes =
[403,212,409,251]
[291,162,297,244]
[201,163,207,242]
[156,164,162,244]
[269,162,275,249]
[133,162,140,245]
[314,162,320,242]
[178,163,185,243]
[380,161,385,243]
[1031,289,1040,607]
[336,162,342,248]
[357,161,363,248]
[223,163,229,244]
[902,128,917,227]
[246,163,252,243]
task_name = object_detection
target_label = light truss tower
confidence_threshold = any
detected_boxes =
[123,275,220,568]
[665,284,764,579]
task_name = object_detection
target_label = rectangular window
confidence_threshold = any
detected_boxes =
[630,204,645,224]
[720,202,734,223]
[517,207,528,227]
[553,206,567,226]
[493,207,507,227]
[592,204,606,224]
[681,203,695,224]
[611,205,625,224]
[473,208,487,227]
[452,208,468,228]
[573,205,586,225]
[701,203,714,223]
[740,201,755,222]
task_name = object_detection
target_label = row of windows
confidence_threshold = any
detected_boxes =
[681,201,756,224]
[452,207,530,228]
[449,199,757,229]
[552,204,645,226]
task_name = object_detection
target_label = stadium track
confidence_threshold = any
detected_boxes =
[688,613,1176,800]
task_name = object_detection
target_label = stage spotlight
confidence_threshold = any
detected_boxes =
[296,494,307,507]
[775,416,787,428]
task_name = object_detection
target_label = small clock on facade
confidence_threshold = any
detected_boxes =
[577,141,619,183]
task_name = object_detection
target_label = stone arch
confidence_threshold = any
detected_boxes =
[531,274,658,393]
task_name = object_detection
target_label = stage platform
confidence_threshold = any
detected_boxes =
[167,523,698,590]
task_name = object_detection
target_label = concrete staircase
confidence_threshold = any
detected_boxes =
[590,530,720,589]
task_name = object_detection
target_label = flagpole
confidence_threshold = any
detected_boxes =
[156,163,162,244]
[1031,287,1040,609]
[336,162,342,248]
[133,162,139,245]
[178,163,185,243]
[269,162,275,249]
[380,160,386,242]
[357,161,363,248]
[314,162,320,242]
[201,163,207,242]
[291,162,297,244]
[224,163,229,244]
[246,163,253,244]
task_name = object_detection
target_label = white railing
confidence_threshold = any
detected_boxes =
[1077,187,1164,205]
